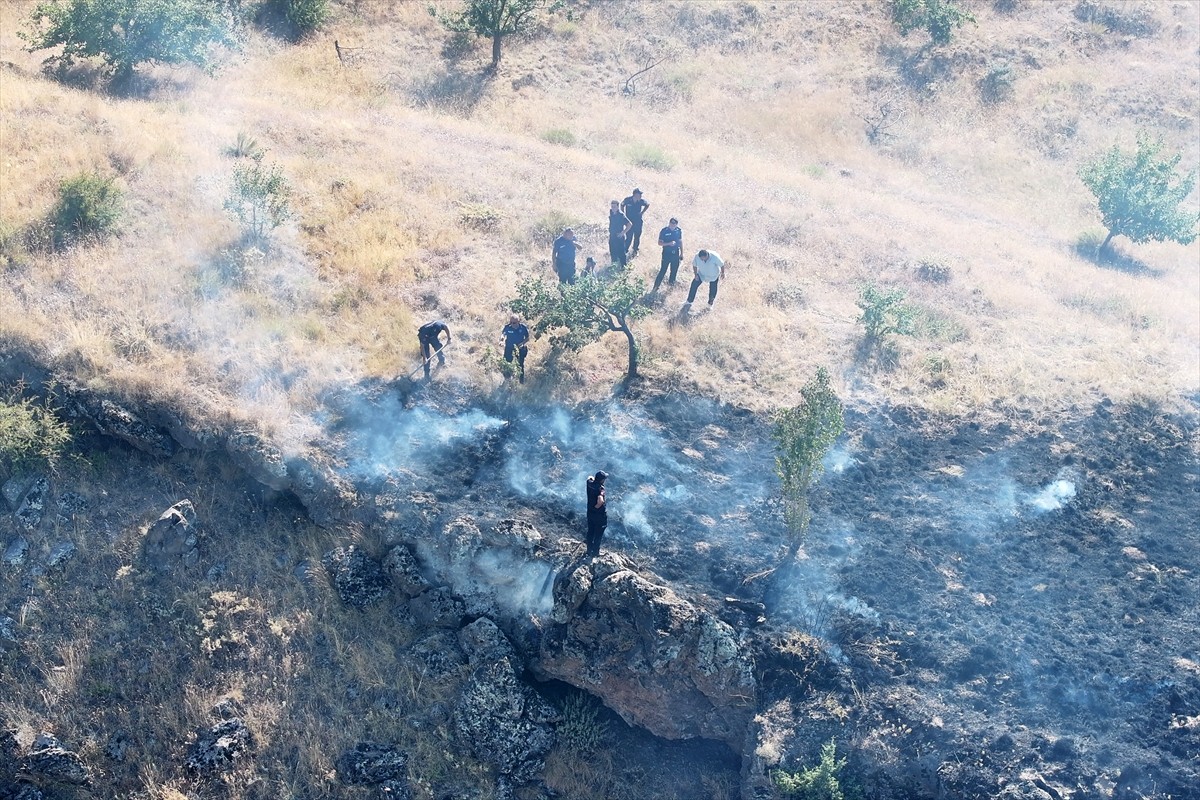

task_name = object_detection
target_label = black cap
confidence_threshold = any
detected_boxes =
[669,217,678,224]
[632,188,642,194]
[595,470,609,481]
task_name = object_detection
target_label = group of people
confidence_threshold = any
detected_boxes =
[552,188,728,310]
[416,315,530,383]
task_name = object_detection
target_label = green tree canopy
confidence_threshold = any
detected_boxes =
[890,0,975,46]
[510,272,651,379]
[22,0,233,82]
[1079,134,1199,253]
[431,0,561,70]
[772,367,845,556]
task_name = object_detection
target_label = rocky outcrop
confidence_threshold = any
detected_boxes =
[185,718,254,776]
[336,742,411,798]
[322,545,389,608]
[143,500,200,570]
[453,618,557,788]
[61,384,176,458]
[21,733,90,786]
[537,553,757,751]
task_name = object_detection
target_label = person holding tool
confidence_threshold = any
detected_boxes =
[501,314,530,383]
[417,320,451,379]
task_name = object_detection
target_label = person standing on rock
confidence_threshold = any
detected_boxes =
[585,470,608,557]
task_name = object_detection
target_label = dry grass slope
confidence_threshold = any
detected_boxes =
[1,0,1197,436]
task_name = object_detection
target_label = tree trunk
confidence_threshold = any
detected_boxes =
[491,32,502,69]
[620,322,638,378]
[1098,230,1116,257]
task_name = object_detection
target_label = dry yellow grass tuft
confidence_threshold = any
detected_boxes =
[0,0,1197,434]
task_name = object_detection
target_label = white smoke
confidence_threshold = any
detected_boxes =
[1025,472,1078,513]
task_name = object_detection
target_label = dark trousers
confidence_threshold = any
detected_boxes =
[504,342,528,382]
[556,264,576,284]
[687,277,719,305]
[626,220,644,255]
[609,236,627,268]
[654,248,681,291]
[586,513,607,556]
[420,338,445,376]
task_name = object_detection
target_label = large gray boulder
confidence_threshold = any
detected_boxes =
[143,500,199,570]
[536,553,757,751]
[322,545,390,608]
[22,733,90,786]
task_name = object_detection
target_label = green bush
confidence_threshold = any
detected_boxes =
[626,143,674,172]
[0,392,73,477]
[915,259,951,283]
[773,740,862,800]
[281,0,328,38]
[458,202,503,230]
[52,171,122,248]
[530,210,580,244]
[979,62,1015,104]
[856,283,915,342]
[542,128,576,147]
[890,0,975,45]
[224,155,292,239]
[555,692,609,756]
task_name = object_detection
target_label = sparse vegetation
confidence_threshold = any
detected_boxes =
[21,0,233,82]
[0,389,74,477]
[555,692,610,756]
[772,740,862,800]
[51,171,123,248]
[224,155,293,240]
[542,128,577,147]
[273,0,328,38]
[1079,134,1199,255]
[626,143,674,172]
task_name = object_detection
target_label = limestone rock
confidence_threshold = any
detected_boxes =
[2,537,28,567]
[46,540,76,569]
[185,718,253,776]
[536,553,757,750]
[15,478,49,530]
[143,500,199,571]
[322,545,390,608]
[61,386,175,457]
[458,617,516,665]
[22,733,90,785]
[384,544,432,598]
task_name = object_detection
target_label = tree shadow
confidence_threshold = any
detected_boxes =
[1073,242,1164,278]
[879,42,967,97]
[408,68,492,115]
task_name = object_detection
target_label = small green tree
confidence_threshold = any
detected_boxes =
[856,283,915,345]
[890,0,975,45]
[51,171,123,248]
[773,740,862,800]
[772,368,844,558]
[22,0,233,82]
[1079,133,1199,254]
[510,272,651,380]
[224,155,292,240]
[431,0,562,70]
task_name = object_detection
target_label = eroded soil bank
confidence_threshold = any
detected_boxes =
[2,375,1197,799]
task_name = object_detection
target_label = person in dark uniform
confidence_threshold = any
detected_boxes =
[552,228,579,284]
[621,188,650,258]
[608,201,631,268]
[417,320,450,379]
[585,470,608,557]
[653,216,683,292]
[501,314,530,383]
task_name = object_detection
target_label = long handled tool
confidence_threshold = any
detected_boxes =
[406,339,457,380]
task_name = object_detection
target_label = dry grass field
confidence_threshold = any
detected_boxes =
[1,0,1197,439]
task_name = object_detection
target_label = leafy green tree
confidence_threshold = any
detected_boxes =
[510,272,651,380]
[773,740,862,800]
[1079,134,1199,254]
[0,391,74,479]
[22,0,233,82]
[51,171,123,248]
[431,0,563,70]
[224,155,292,240]
[890,0,975,45]
[772,368,844,558]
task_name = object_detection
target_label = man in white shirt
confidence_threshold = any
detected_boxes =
[685,249,726,307]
